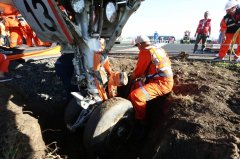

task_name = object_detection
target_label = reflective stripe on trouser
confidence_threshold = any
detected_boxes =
[0,54,9,72]
[129,79,173,120]
[219,33,240,59]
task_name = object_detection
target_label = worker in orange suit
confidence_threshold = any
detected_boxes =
[129,35,173,122]
[193,11,211,53]
[215,0,240,62]
[55,38,127,101]
[93,38,127,100]
[0,53,12,82]
[18,18,34,47]
[218,18,227,44]
[4,16,23,48]
[18,18,51,47]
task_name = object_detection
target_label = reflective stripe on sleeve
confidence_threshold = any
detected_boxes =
[147,67,173,78]
[227,23,236,27]
[160,66,171,71]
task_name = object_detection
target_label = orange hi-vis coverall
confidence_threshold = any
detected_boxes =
[19,22,34,47]
[93,51,127,100]
[18,21,51,47]
[129,46,174,120]
[219,8,240,59]
[5,16,23,48]
[220,18,227,33]
[93,39,127,100]
[218,18,227,44]
[0,53,9,73]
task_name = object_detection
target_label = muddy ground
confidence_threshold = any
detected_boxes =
[0,56,240,159]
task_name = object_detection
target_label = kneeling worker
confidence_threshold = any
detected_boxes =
[129,35,174,122]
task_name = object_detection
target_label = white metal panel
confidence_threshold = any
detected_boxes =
[13,0,73,44]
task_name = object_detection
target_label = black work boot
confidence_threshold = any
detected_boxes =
[193,44,198,53]
[202,45,206,54]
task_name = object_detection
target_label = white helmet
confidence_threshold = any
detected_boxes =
[225,0,238,10]
[134,35,150,46]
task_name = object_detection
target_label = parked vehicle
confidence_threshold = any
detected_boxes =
[159,36,175,43]
[180,30,191,44]
[148,35,175,43]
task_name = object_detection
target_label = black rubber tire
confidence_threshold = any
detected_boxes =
[83,97,134,158]
[64,98,83,127]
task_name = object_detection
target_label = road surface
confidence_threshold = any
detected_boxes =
[5,42,235,62]
[110,42,236,62]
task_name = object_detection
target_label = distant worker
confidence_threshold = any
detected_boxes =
[19,18,51,47]
[214,0,240,62]
[0,53,11,82]
[18,18,36,47]
[193,11,211,53]
[129,35,173,124]
[153,31,159,44]
[5,15,23,48]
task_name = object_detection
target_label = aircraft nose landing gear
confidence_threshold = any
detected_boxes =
[83,97,134,158]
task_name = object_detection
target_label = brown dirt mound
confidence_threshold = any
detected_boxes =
[0,57,239,159]
[0,84,45,159]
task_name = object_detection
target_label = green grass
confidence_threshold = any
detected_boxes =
[213,61,240,72]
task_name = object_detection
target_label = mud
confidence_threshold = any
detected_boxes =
[0,57,240,159]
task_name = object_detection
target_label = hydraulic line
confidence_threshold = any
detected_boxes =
[229,28,240,61]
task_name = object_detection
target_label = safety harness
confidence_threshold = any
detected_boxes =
[145,47,173,82]
[135,47,173,101]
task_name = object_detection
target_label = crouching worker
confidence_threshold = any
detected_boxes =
[0,53,12,82]
[93,38,128,100]
[129,35,174,137]
[55,38,127,101]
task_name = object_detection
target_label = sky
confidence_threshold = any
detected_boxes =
[121,0,240,40]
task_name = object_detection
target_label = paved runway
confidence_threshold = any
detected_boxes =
[110,42,235,61]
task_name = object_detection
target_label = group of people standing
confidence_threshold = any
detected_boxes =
[193,0,240,62]
[0,13,52,82]
[0,12,50,48]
